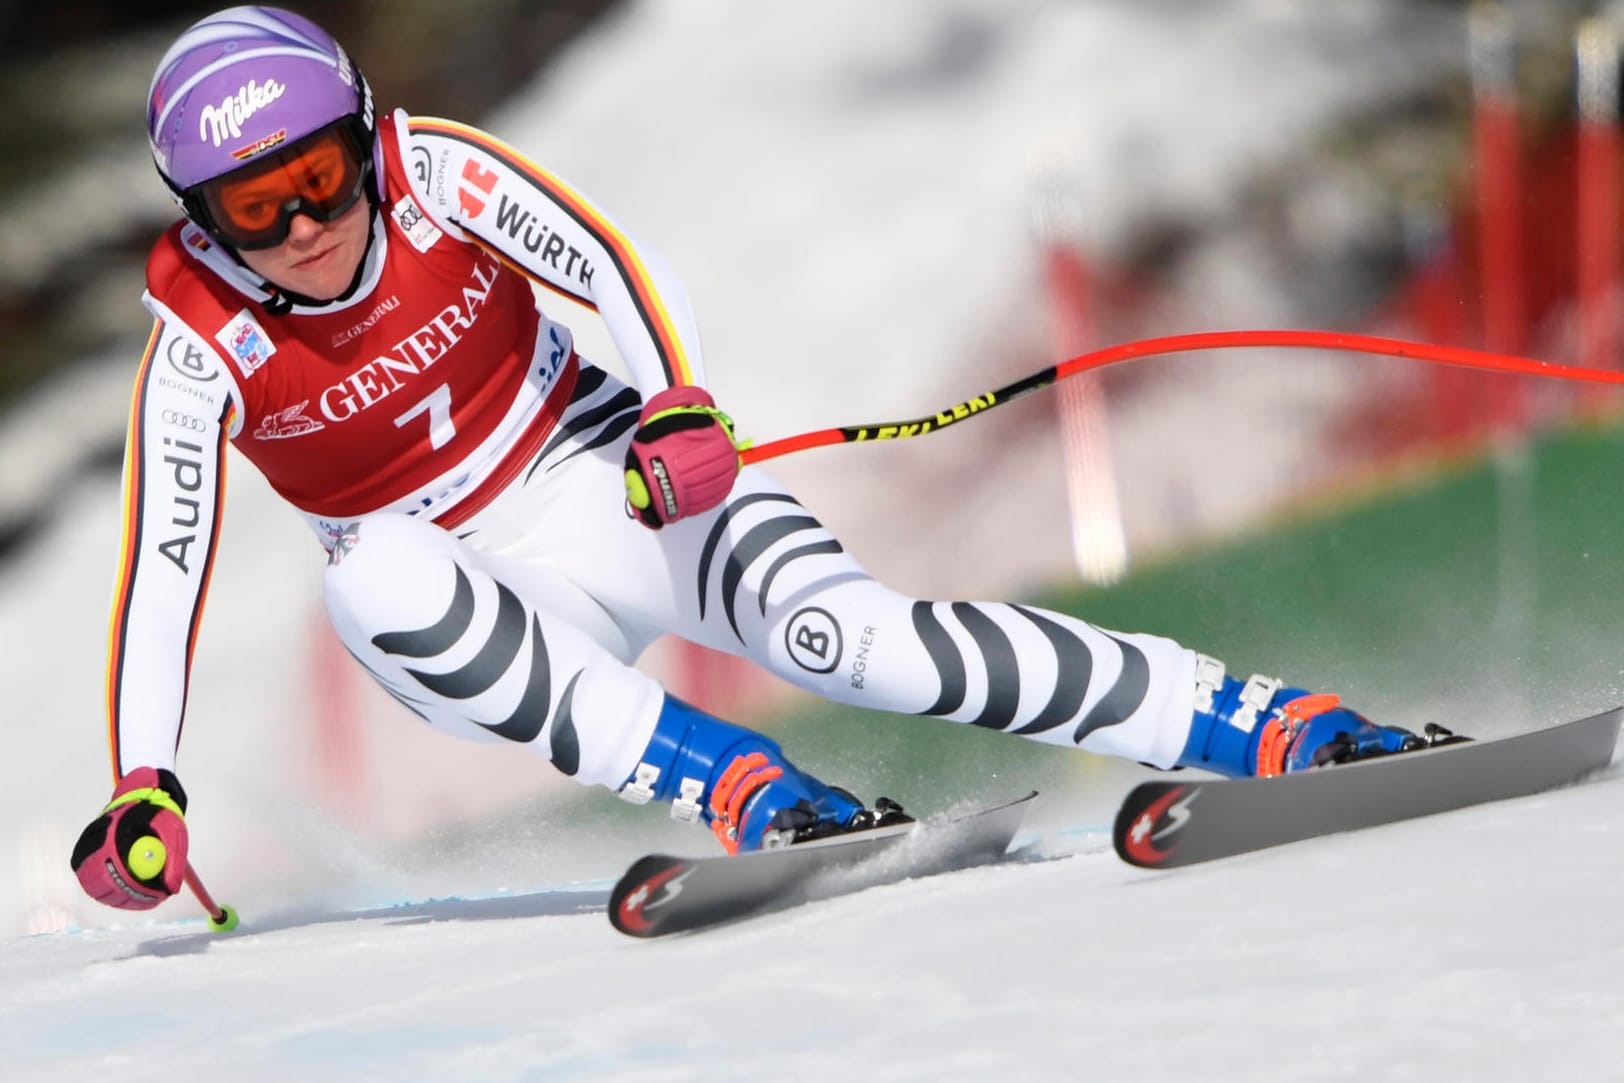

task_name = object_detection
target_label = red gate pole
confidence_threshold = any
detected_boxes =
[1576,15,1621,417]
[1470,1,1528,436]
[1031,177,1127,586]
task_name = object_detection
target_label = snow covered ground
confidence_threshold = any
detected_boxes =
[4,757,1621,1082]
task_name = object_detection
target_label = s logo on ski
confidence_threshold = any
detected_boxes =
[615,862,693,934]
[1122,785,1198,866]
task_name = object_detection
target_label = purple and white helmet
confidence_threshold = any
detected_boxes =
[146,6,376,211]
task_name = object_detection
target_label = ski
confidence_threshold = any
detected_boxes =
[609,791,1037,938]
[1115,706,1621,869]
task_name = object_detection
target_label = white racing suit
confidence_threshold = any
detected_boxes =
[111,109,1200,794]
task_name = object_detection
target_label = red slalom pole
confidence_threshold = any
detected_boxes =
[1576,16,1621,414]
[184,861,240,932]
[738,328,1624,466]
[1470,1,1528,432]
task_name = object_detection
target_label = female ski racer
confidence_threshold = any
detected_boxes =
[72,6,1427,912]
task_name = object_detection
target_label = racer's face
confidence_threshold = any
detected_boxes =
[237,197,371,301]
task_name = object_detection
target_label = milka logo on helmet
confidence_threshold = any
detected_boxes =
[198,79,287,148]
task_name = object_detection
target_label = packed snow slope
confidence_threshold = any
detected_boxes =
[4,761,1622,1082]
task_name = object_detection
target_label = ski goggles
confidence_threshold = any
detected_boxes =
[187,118,372,251]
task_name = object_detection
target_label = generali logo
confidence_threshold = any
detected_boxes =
[253,400,326,441]
[198,78,286,148]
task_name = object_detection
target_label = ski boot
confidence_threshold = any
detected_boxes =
[618,696,909,852]
[1176,655,1455,778]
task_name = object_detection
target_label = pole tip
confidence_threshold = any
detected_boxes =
[207,904,240,933]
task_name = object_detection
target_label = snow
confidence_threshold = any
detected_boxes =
[5,0,1623,1077]
[4,765,1622,1081]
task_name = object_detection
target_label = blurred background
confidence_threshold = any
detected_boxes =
[6,0,1624,936]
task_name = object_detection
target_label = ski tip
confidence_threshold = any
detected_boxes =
[609,855,691,938]
[1112,781,1199,869]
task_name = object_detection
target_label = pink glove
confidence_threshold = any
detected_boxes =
[624,385,741,528]
[71,767,189,910]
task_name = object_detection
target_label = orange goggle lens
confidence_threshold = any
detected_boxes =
[198,123,368,249]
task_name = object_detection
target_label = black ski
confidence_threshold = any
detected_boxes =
[609,792,1037,938]
[1114,706,1621,869]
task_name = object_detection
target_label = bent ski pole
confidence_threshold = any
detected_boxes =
[739,329,1624,465]
[184,861,240,932]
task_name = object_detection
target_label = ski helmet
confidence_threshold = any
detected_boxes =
[146,6,377,249]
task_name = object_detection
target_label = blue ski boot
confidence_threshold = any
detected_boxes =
[1177,655,1435,778]
[618,696,907,852]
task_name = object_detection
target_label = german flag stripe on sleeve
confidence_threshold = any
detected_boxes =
[104,324,159,781]
[104,321,229,780]
[410,117,697,387]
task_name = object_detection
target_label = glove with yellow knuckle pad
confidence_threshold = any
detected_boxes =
[70,766,190,910]
[624,384,743,529]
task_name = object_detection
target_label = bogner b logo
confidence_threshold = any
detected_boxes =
[786,607,842,675]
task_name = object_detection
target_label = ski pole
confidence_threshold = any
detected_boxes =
[184,861,240,932]
[738,328,1624,465]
